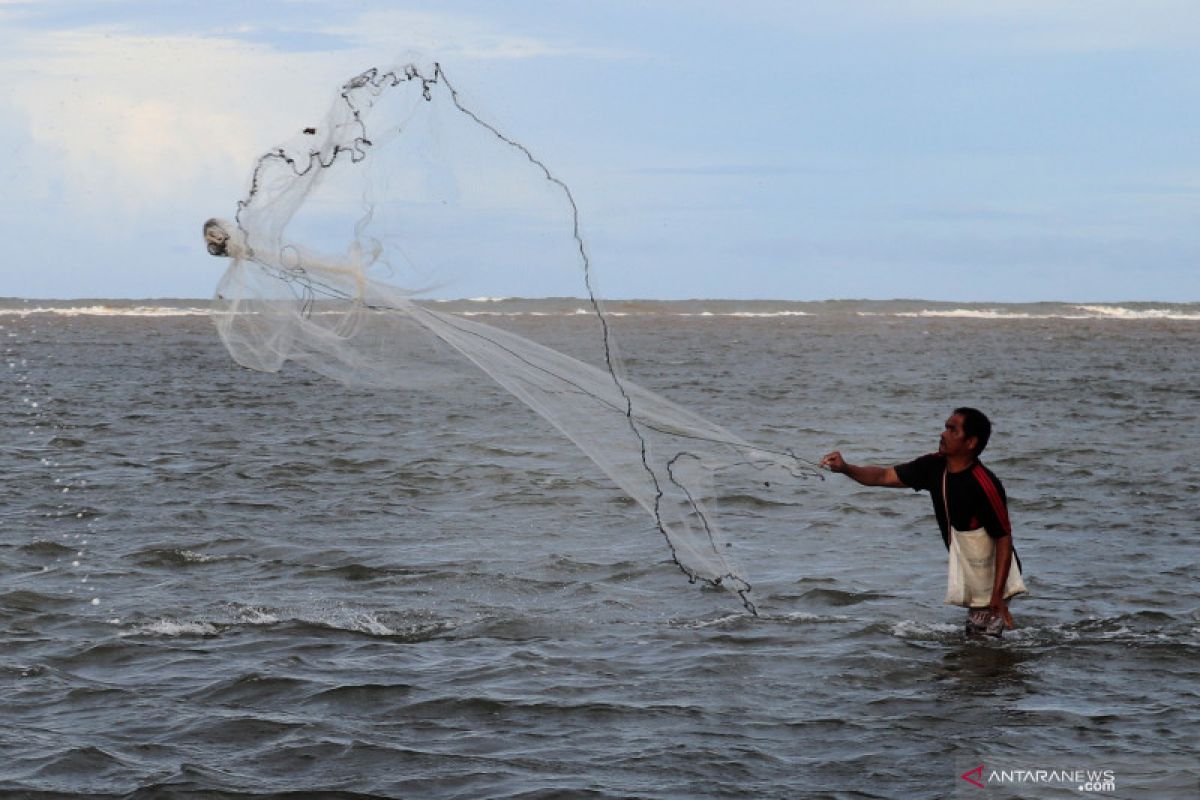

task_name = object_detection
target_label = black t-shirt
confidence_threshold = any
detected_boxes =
[894,453,1012,550]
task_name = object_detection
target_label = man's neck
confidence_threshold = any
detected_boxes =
[946,454,976,473]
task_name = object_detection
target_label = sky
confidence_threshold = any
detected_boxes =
[1,0,1198,301]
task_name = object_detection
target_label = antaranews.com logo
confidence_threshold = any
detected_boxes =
[960,764,1116,794]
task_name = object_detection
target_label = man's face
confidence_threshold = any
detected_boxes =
[939,413,976,459]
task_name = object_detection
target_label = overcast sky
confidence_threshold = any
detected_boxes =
[1,1,1198,301]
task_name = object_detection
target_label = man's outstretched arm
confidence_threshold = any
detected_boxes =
[820,451,907,488]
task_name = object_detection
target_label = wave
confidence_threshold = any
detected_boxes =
[4,299,1197,320]
[19,540,77,557]
[0,304,208,317]
[186,671,312,705]
[858,305,1200,320]
[119,605,463,642]
[445,309,813,318]
[859,309,1062,320]
[458,308,593,317]
[1074,304,1200,320]
[888,609,1199,646]
[726,311,810,317]
[131,548,243,567]
[671,311,810,318]
[890,619,963,639]
[799,587,893,607]
[126,619,222,637]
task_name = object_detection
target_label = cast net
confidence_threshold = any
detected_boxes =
[204,62,822,613]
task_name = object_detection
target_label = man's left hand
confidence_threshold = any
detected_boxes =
[990,598,1015,629]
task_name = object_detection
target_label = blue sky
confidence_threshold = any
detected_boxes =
[1,1,1197,301]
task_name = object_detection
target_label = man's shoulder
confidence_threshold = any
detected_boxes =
[970,460,1011,533]
[903,452,946,474]
[895,452,945,490]
[970,461,1007,497]
[912,452,946,468]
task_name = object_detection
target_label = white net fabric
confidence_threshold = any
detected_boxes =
[204,63,822,613]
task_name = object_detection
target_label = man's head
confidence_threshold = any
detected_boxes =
[940,407,991,459]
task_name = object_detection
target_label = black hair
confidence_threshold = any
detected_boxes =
[954,407,991,456]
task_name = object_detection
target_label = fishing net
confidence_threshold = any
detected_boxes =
[204,62,822,613]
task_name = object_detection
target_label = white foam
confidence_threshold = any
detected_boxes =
[891,619,960,638]
[222,603,398,635]
[0,305,208,317]
[175,549,221,563]
[777,611,854,624]
[726,311,810,317]
[236,607,280,625]
[863,309,1064,320]
[457,309,600,317]
[671,310,810,317]
[304,608,400,636]
[127,619,219,637]
[344,613,397,636]
[858,305,1200,321]
[8,301,1194,321]
[678,612,744,628]
[1074,304,1200,320]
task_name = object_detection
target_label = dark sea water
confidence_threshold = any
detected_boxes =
[1,298,1197,799]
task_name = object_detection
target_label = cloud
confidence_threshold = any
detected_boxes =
[335,9,639,61]
[0,4,636,297]
[4,30,304,220]
[0,6,635,222]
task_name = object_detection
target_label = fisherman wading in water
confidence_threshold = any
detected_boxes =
[820,408,1025,637]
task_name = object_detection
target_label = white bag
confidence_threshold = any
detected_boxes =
[945,526,1027,607]
[941,469,1027,608]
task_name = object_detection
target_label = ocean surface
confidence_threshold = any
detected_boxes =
[1,297,1197,799]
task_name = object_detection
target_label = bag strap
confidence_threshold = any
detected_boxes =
[941,467,951,536]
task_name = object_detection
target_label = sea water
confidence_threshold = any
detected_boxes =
[1,298,1197,798]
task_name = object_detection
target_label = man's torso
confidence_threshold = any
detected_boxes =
[894,453,1011,548]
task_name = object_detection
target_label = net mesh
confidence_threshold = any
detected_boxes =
[204,63,822,613]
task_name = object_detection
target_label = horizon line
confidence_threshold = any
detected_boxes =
[3,296,1198,305]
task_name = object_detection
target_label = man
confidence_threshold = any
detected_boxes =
[819,408,1022,637]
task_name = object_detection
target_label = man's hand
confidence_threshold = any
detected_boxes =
[819,453,905,487]
[820,451,848,473]
[990,535,1016,629]
[990,597,1015,630]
